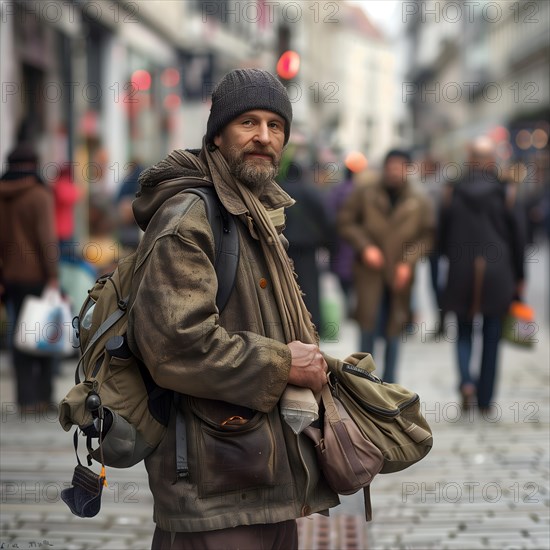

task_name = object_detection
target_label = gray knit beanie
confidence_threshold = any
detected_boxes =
[206,69,293,146]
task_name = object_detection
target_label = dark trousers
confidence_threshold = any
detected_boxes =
[360,287,399,383]
[151,520,298,550]
[457,315,502,408]
[5,283,54,408]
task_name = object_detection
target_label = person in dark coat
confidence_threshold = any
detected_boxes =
[279,162,334,333]
[326,167,356,315]
[439,137,526,412]
[115,159,144,251]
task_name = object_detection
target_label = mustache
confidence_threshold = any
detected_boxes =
[242,146,276,160]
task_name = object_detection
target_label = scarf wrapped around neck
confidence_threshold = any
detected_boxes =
[167,144,320,425]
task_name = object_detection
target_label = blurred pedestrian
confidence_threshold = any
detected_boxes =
[326,167,356,315]
[279,161,334,332]
[421,156,446,336]
[52,163,82,257]
[115,159,144,252]
[83,191,120,275]
[0,142,59,414]
[439,137,526,412]
[338,149,434,382]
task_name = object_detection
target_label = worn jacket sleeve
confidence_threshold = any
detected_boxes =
[402,195,435,265]
[128,200,291,413]
[337,186,373,253]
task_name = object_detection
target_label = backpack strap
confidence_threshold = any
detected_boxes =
[173,393,189,480]
[183,186,239,312]
[75,300,129,385]
[363,486,373,521]
[174,186,240,479]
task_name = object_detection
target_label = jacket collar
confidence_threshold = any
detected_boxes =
[374,180,410,205]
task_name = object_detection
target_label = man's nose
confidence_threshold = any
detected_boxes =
[253,122,271,145]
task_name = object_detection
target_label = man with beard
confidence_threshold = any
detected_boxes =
[127,69,339,549]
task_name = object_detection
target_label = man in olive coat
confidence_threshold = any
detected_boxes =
[127,69,340,549]
[338,150,434,382]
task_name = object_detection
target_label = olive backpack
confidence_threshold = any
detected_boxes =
[59,187,240,481]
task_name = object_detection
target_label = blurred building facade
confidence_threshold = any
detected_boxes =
[0,0,392,239]
[404,0,549,175]
[298,2,395,162]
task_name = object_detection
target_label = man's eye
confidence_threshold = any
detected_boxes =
[242,120,253,126]
[269,122,282,130]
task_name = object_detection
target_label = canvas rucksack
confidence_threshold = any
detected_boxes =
[58,187,239,473]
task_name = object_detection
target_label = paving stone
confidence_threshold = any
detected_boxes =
[91,542,135,550]
[62,531,111,548]
[41,513,77,524]
[3,529,43,540]
[13,513,44,524]
[530,536,550,549]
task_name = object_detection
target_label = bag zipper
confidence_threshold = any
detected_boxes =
[337,382,419,419]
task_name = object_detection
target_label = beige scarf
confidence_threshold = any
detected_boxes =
[170,146,320,427]
[170,145,318,345]
[207,148,318,343]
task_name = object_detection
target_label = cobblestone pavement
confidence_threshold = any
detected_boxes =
[1,241,549,549]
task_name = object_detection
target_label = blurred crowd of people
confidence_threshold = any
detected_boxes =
[279,137,547,414]
[1,133,548,415]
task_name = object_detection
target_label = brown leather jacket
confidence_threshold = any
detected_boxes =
[127,153,339,533]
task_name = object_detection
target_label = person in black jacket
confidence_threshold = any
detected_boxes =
[279,162,334,333]
[115,159,144,251]
[439,137,526,412]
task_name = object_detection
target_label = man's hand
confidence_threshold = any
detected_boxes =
[287,341,328,394]
[362,245,385,269]
[393,262,412,291]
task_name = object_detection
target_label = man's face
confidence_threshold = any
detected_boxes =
[214,109,285,196]
[384,155,410,189]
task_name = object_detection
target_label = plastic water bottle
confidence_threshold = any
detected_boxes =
[281,407,318,435]
[81,302,96,330]
[280,385,319,434]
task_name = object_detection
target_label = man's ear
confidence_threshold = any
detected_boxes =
[214,135,222,147]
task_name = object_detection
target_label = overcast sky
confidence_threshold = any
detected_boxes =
[349,0,401,38]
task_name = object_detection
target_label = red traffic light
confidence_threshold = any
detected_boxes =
[131,69,151,91]
[277,51,300,80]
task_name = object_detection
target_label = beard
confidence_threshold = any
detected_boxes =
[225,145,280,196]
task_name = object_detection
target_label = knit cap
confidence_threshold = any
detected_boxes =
[206,69,293,145]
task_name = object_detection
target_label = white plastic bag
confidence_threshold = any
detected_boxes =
[14,288,75,357]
